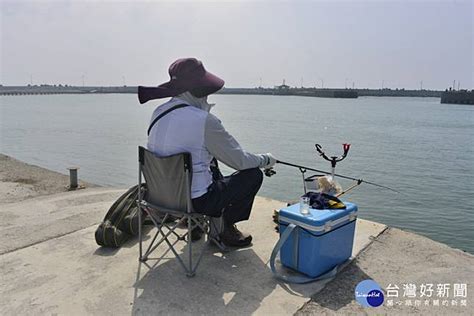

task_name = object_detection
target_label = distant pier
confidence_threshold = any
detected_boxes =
[219,87,442,98]
[0,85,137,96]
[0,85,454,100]
[441,90,474,105]
[219,87,358,98]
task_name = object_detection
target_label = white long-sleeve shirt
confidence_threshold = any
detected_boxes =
[147,98,267,198]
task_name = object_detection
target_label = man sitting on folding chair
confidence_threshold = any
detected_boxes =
[138,58,276,248]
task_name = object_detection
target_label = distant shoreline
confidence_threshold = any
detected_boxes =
[3,85,472,103]
[1,85,444,98]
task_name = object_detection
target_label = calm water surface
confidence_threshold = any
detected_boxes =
[1,94,473,253]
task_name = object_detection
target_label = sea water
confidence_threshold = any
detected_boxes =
[1,94,473,253]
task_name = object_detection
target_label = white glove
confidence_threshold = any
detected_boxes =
[261,153,277,169]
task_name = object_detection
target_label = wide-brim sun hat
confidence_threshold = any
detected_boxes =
[138,58,225,104]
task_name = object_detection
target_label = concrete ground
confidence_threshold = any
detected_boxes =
[1,155,472,315]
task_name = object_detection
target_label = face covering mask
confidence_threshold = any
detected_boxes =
[175,92,215,113]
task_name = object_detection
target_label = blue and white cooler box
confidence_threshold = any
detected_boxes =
[278,202,358,278]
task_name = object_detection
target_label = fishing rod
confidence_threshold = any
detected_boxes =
[275,160,400,194]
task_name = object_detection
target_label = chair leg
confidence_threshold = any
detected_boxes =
[187,214,194,277]
[141,229,160,261]
[143,215,186,260]
[139,211,210,277]
[138,205,144,262]
[187,216,209,275]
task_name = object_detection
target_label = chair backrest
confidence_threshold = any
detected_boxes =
[139,146,192,213]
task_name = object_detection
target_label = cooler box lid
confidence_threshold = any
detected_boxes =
[279,202,358,235]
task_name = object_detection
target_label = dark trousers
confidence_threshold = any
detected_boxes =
[192,168,264,225]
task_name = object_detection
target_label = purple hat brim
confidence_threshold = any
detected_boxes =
[138,70,224,104]
[190,71,225,98]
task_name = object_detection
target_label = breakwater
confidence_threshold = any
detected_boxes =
[219,87,443,98]
[357,88,441,97]
[0,85,137,96]
[219,87,358,98]
[441,90,474,105]
[1,85,443,98]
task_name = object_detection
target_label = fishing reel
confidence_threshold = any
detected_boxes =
[264,168,276,177]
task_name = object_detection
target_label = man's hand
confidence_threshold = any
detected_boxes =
[261,153,277,168]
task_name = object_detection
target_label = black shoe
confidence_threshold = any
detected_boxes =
[220,224,252,247]
[191,226,204,242]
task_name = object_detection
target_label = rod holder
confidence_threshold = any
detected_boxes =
[67,167,79,190]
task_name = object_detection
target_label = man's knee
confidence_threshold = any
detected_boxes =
[244,168,263,186]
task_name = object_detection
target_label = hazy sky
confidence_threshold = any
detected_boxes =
[1,0,472,89]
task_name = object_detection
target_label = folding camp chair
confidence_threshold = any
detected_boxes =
[137,146,225,277]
